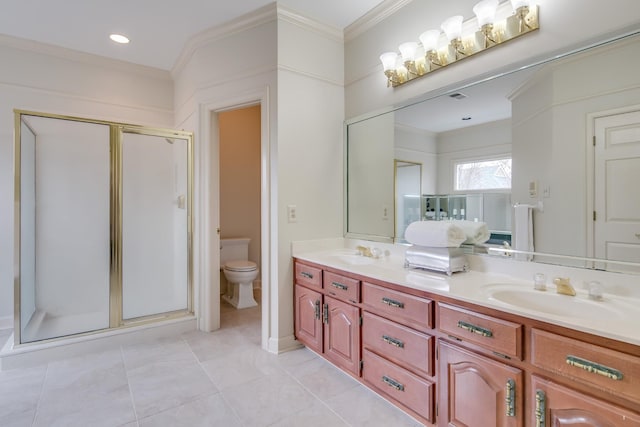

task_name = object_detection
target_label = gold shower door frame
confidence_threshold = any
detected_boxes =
[13,110,194,345]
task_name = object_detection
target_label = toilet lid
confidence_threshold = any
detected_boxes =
[224,260,257,272]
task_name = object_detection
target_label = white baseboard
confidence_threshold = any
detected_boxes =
[268,334,302,354]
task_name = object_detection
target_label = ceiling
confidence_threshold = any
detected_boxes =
[0,0,386,71]
[394,65,541,133]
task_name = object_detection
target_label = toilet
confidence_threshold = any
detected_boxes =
[220,237,258,309]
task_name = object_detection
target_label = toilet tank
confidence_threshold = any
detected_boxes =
[220,237,250,263]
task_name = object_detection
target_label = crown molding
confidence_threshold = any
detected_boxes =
[172,3,345,78]
[277,5,343,43]
[345,0,414,42]
[172,3,278,78]
[0,34,171,80]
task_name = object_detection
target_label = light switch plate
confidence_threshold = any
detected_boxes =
[287,205,297,223]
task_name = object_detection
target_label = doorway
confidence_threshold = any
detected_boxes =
[218,105,262,321]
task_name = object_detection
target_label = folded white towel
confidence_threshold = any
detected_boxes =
[405,221,466,248]
[451,220,491,245]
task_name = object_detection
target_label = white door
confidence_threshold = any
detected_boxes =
[594,110,640,269]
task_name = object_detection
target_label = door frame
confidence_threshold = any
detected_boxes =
[196,87,272,351]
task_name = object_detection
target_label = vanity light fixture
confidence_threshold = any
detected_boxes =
[109,34,130,44]
[441,15,465,60]
[380,1,539,87]
[474,0,499,48]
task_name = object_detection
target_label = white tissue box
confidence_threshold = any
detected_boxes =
[404,246,468,276]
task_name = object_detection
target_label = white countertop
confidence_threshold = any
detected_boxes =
[292,240,640,347]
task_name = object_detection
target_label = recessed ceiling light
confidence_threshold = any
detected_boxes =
[109,34,130,44]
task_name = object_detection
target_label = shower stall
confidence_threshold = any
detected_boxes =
[13,110,193,345]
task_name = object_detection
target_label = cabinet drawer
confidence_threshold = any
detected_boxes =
[531,328,640,403]
[363,349,435,424]
[324,271,359,303]
[438,303,523,360]
[295,262,322,290]
[362,311,434,377]
[362,282,433,332]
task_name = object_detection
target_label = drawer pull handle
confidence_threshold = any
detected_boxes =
[314,300,321,320]
[331,281,349,291]
[457,320,493,337]
[382,335,405,348]
[381,297,405,308]
[505,379,515,417]
[382,375,405,392]
[535,389,546,427]
[301,271,314,279]
[565,355,624,381]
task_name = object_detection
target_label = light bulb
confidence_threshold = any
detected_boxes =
[419,30,441,52]
[398,42,419,62]
[379,52,398,71]
[441,16,463,41]
[473,0,499,27]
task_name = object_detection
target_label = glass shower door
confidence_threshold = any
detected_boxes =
[18,115,111,343]
[121,131,190,320]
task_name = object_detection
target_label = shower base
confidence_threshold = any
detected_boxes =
[0,315,196,371]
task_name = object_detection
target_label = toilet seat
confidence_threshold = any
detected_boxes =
[224,260,257,272]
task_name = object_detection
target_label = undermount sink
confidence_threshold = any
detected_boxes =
[329,253,376,266]
[482,283,630,320]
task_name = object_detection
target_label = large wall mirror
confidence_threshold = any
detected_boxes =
[346,31,640,272]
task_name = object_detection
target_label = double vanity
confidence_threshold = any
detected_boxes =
[292,242,640,426]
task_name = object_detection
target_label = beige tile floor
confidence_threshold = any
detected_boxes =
[0,301,423,426]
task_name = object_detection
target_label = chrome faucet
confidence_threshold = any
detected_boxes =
[554,277,576,296]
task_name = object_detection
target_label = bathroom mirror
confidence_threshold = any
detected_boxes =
[345,32,640,271]
[394,160,422,243]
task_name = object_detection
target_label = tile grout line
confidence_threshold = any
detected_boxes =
[276,354,354,427]
[121,344,141,426]
[30,361,49,427]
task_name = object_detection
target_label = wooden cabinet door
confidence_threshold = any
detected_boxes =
[438,340,523,427]
[294,284,322,353]
[324,295,361,376]
[531,375,640,426]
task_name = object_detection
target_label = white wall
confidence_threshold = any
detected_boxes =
[0,38,173,323]
[345,0,640,120]
[276,14,345,344]
[394,125,437,195]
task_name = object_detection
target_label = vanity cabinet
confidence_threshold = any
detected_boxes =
[292,258,640,426]
[438,340,524,427]
[361,281,436,424]
[530,375,640,426]
[293,264,361,376]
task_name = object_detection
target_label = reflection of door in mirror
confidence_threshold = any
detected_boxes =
[593,109,640,269]
[394,160,421,242]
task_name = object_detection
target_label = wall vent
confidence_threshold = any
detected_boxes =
[449,92,467,100]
